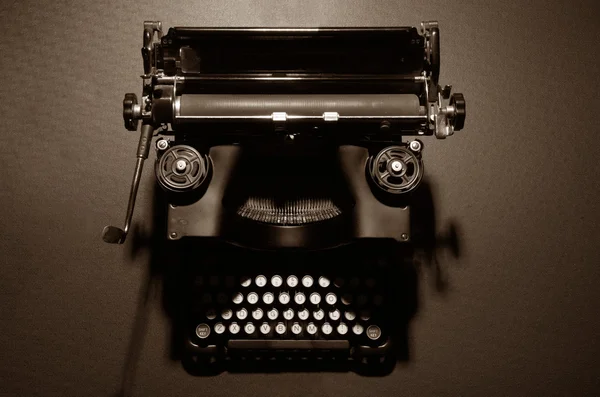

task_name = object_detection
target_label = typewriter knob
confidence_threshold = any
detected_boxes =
[449,93,466,131]
[367,146,424,195]
[123,93,140,131]
[155,145,211,193]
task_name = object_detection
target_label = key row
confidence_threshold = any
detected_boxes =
[206,307,373,322]
[196,322,382,340]
[194,275,377,289]
[198,291,384,306]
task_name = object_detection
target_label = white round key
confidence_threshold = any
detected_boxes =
[283,308,294,320]
[302,275,313,288]
[229,322,240,334]
[240,277,251,287]
[298,309,309,320]
[217,293,228,305]
[267,308,279,320]
[206,309,216,320]
[334,277,345,287]
[209,276,219,286]
[225,276,235,288]
[247,292,259,305]
[352,323,364,335]
[365,278,376,288]
[255,275,267,287]
[275,322,286,335]
[294,292,306,305]
[344,311,356,321]
[329,309,340,321]
[263,292,274,305]
[252,308,263,320]
[195,323,210,339]
[244,322,255,334]
[236,308,248,320]
[214,322,226,334]
[232,292,243,305]
[366,325,382,340]
[279,292,290,305]
[337,322,348,335]
[260,322,271,335]
[287,275,298,288]
[313,309,324,321]
[291,322,302,335]
[271,275,283,287]
[360,311,371,321]
[222,308,233,320]
[201,293,212,304]
[318,276,330,288]
[306,322,318,335]
[322,322,333,335]
[309,292,321,305]
[325,293,337,305]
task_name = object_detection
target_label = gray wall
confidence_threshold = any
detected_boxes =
[1,0,599,396]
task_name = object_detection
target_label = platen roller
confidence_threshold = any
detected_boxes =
[176,94,423,119]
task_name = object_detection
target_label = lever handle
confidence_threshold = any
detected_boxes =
[102,123,155,244]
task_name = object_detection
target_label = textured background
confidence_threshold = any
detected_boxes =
[1,0,600,396]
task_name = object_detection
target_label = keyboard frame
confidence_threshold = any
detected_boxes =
[171,240,415,375]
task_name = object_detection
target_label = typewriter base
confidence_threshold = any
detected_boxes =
[182,350,397,377]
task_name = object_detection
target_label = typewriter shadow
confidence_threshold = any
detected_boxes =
[116,178,461,393]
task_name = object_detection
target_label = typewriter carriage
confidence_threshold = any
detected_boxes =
[103,20,466,247]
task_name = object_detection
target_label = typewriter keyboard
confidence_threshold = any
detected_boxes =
[190,274,386,347]
[173,241,404,370]
[178,243,406,374]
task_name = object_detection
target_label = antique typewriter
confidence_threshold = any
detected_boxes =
[103,21,466,374]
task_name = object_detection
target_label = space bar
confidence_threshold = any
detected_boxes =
[228,340,350,350]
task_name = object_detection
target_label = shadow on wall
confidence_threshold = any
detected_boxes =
[410,179,462,294]
[112,177,463,396]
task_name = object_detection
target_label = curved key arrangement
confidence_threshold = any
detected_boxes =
[192,273,385,341]
[183,254,398,377]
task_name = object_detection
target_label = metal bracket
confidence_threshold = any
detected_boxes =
[423,73,460,139]
[272,112,288,122]
[142,21,163,77]
[434,85,460,139]
[140,22,164,121]
[323,112,340,122]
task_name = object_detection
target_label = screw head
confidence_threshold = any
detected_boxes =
[401,233,409,241]
[391,160,403,173]
[409,140,422,152]
[170,232,178,239]
[175,160,187,172]
[156,139,169,150]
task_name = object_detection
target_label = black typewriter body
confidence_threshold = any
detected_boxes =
[104,21,466,375]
